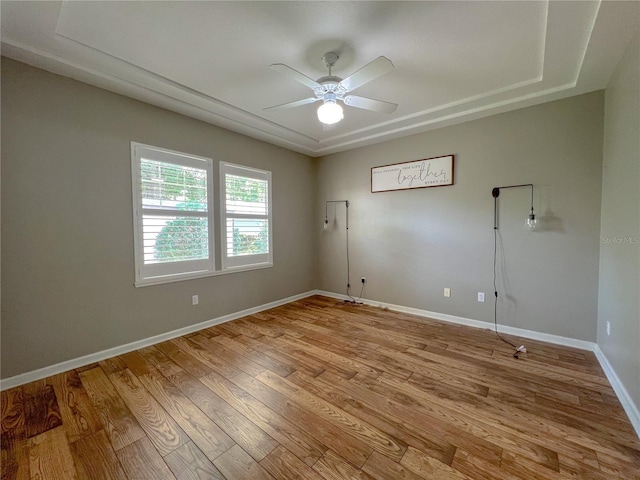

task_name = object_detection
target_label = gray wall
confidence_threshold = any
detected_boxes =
[317,92,604,341]
[1,58,317,379]
[598,31,640,410]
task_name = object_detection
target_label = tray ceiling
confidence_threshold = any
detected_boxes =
[2,1,638,156]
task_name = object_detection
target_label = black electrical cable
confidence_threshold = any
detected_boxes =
[345,202,363,304]
[493,195,522,358]
[326,200,362,304]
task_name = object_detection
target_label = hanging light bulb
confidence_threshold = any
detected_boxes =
[317,101,343,125]
[526,207,538,231]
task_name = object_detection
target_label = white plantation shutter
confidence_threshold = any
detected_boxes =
[132,143,214,284]
[221,162,272,269]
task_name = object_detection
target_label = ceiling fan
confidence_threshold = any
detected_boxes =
[264,52,398,125]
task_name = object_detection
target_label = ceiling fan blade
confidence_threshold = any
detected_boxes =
[263,97,319,111]
[344,95,397,114]
[269,64,322,89]
[339,56,394,92]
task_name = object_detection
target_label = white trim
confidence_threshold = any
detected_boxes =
[0,291,315,391]
[593,345,640,439]
[134,262,273,287]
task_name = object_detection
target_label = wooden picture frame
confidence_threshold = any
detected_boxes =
[371,154,454,193]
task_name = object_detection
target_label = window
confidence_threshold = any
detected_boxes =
[131,144,272,286]
[131,143,214,285]
[221,162,272,270]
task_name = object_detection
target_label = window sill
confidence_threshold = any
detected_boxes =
[134,262,273,287]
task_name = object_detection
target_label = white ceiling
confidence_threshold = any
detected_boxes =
[2,1,638,157]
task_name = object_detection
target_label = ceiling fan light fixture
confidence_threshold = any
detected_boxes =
[317,101,344,125]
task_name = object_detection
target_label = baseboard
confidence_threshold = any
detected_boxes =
[317,289,640,439]
[593,345,640,438]
[0,290,316,391]
[315,290,596,350]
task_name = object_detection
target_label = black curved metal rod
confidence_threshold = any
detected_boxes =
[492,184,534,230]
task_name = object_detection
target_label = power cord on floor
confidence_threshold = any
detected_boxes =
[344,220,363,305]
[494,216,526,359]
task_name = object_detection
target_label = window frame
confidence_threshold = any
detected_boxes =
[132,142,215,286]
[131,143,273,287]
[220,162,273,271]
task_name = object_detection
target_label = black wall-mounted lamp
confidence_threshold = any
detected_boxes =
[324,200,349,230]
[492,183,537,231]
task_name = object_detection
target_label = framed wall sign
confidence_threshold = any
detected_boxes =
[371,154,454,193]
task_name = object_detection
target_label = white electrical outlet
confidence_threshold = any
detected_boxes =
[606,321,611,336]
[478,292,485,302]
[192,295,199,306]
[444,288,451,298]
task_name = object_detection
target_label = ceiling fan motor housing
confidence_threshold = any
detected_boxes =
[322,52,339,69]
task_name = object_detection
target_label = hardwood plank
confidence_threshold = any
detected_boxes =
[259,445,325,480]
[156,340,214,378]
[312,449,377,480]
[1,387,30,480]
[167,370,278,461]
[362,450,424,480]
[228,372,373,468]
[176,335,243,379]
[213,444,275,480]
[255,370,407,462]
[489,386,640,449]
[163,441,225,480]
[389,370,636,467]
[50,370,102,442]
[2,388,26,437]
[108,369,189,456]
[98,357,128,375]
[315,370,503,467]
[137,346,184,378]
[211,334,296,377]
[237,316,286,338]
[400,446,471,480]
[361,373,561,471]
[235,334,326,378]
[69,429,127,479]
[27,426,77,479]
[297,332,414,379]
[288,370,456,466]
[199,371,326,467]
[256,372,407,460]
[23,379,62,438]
[79,367,146,451]
[451,448,523,480]
[273,334,382,378]
[216,319,265,339]
[498,450,566,480]
[408,346,607,401]
[201,336,268,377]
[115,437,176,480]
[119,351,154,377]
[137,370,235,462]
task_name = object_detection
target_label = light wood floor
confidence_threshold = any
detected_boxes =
[2,296,639,479]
